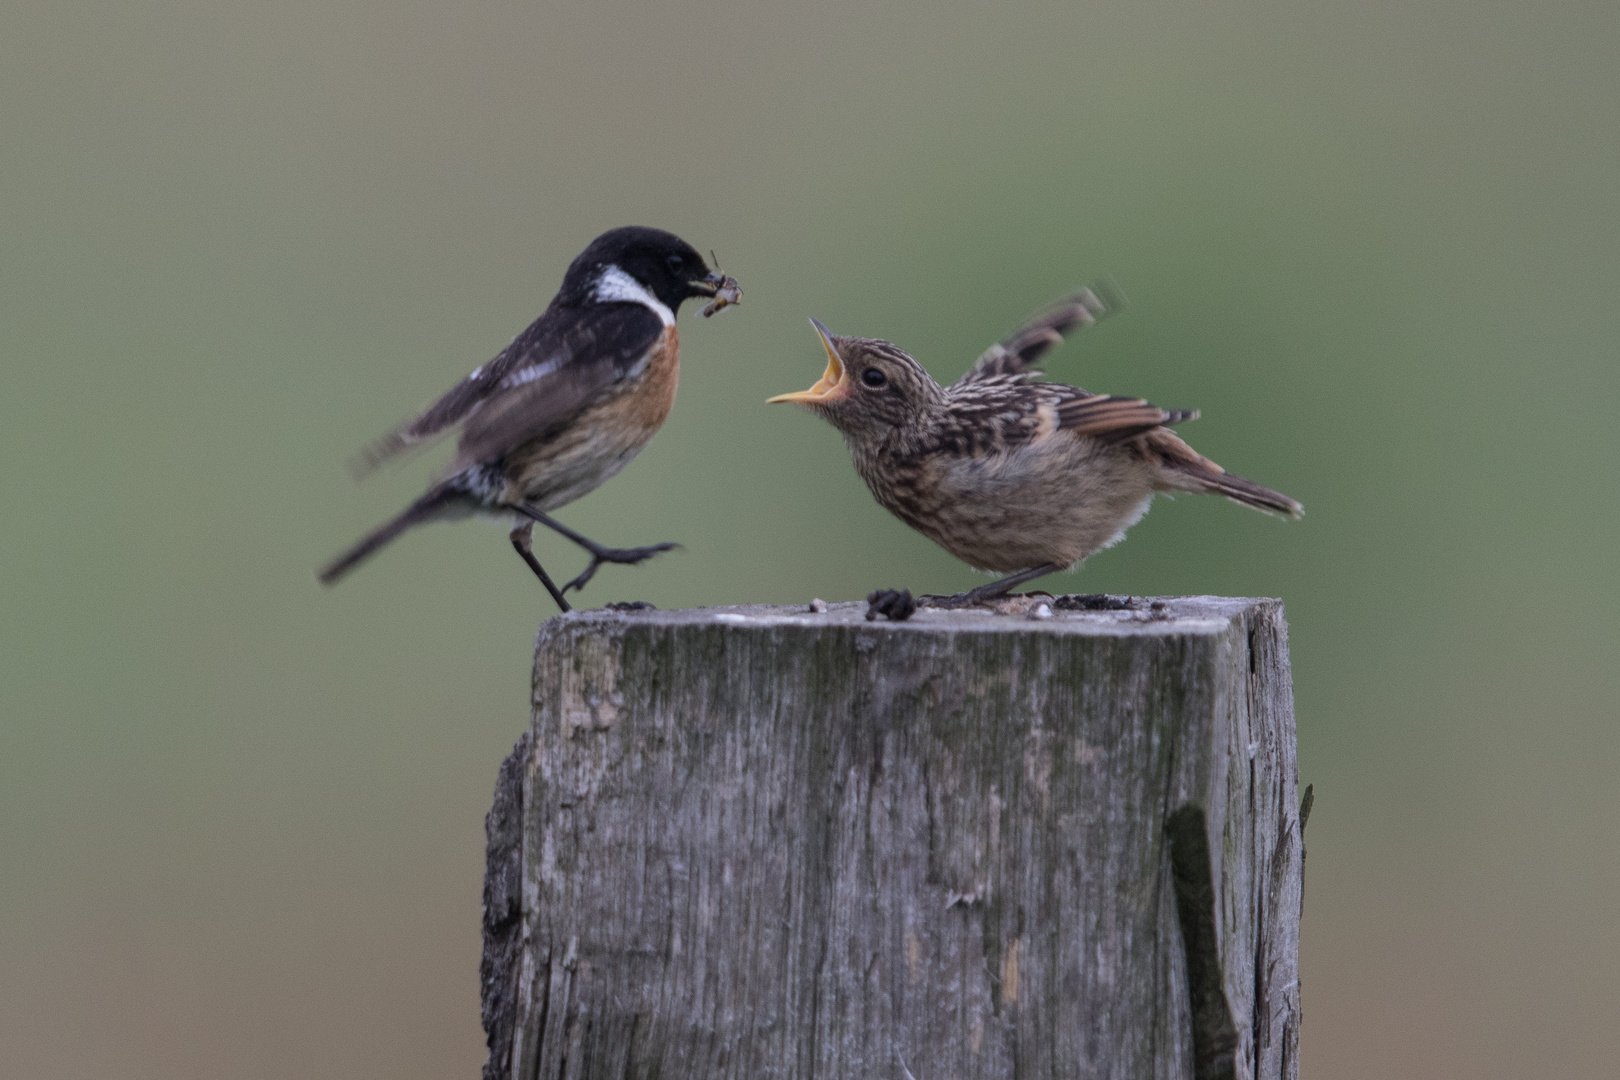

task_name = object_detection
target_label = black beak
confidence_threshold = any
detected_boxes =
[688,269,725,298]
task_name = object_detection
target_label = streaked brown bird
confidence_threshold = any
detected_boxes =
[768,286,1302,605]
[318,226,741,611]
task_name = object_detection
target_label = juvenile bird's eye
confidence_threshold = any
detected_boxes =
[861,367,888,388]
[666,254,684,272]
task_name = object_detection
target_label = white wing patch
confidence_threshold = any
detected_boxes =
[499,354,566,390]
[592,264,675,327]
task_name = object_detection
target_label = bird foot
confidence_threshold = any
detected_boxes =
[916,592,978,610]
[917,583,1017,608]
[918,589,1055,615]
[562,542,679,594]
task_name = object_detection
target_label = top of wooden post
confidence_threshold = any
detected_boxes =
[546,594,1279,638]
[544,592,1276,641]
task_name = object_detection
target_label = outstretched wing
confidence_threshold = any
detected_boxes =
[348,303,663,476]
[957,281,1124,386]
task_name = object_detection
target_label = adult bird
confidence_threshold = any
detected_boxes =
[769,286,1300,606]
[319,226,741,610]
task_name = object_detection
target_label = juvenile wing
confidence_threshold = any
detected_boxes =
[958,281,1123,385]
[939,377,1197,458]
[1055,391,1199,443]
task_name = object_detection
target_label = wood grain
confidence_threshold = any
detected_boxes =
[482,596,1302,1079]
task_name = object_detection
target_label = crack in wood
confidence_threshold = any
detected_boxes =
[1167,805,1240,1080]
[482,732,530,1080]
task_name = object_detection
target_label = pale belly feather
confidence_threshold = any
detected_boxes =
[504,330,680,512]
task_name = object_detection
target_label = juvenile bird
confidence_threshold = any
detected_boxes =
[318,226,740,611]
[768,287,1301,605]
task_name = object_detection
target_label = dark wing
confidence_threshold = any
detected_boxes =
[451,304,665,469]
[957,281,1124,386]
[348,303,662,476]
[348,310,561,477]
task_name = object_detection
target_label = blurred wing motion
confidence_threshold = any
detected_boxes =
[959,280,1125,385]
[347,305,665,478]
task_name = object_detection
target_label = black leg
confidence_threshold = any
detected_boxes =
[920,562,1066,609]
[509,506,678,595]
[509,522,571,612]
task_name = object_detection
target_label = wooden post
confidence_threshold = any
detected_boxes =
[482,596,1303,1080]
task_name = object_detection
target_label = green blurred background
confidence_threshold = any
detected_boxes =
[3,1,1616,1076]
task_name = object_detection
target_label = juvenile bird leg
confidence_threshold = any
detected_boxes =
[512,506,679,595]
[920,562,1067,609]
[509,521,571,612]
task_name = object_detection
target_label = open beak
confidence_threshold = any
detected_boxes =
[768,318,849,404]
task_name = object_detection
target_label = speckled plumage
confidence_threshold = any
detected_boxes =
[773,289,1301,592]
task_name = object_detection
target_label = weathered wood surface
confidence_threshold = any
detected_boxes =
[482,596,1302,1080]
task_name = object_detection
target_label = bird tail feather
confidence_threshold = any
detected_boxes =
[1194,471,1304,519]
[317,483,464,585]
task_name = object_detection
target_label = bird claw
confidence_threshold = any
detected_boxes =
[916,591,989,610]
[917,586,1031,611]
[561,542,679,594]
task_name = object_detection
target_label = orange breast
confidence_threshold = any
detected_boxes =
[621,325,680,434]
[504,325,681,510]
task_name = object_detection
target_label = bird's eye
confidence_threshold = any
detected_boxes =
[861,367,887,388]
[666,254,684,273]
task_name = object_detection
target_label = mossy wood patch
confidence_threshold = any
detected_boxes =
[482,597,1302,1080]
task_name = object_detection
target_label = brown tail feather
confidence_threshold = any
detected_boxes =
[317,483,464,585]
[1143,427,1303,519]
[1197,471,1304,519]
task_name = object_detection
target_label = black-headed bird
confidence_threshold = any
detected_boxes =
[319,226,741,610]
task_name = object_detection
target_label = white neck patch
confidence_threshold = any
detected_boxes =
[592,264,675,327]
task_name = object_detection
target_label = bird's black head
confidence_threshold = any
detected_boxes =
[561,226,724,316]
